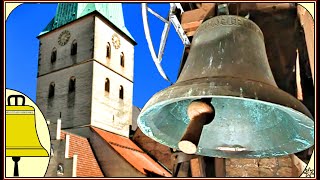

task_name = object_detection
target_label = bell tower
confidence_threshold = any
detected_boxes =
[36,3,136,138]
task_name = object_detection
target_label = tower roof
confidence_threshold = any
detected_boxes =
[39,3,134,41]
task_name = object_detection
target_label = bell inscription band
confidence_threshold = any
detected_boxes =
[6,95,49,176]
[137,15,314,158]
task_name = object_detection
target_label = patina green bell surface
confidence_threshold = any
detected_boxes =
[137,15,314,158]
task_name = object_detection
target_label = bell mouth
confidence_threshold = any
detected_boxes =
[137,78,314,158]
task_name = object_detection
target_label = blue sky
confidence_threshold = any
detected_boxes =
[5,3,184,108]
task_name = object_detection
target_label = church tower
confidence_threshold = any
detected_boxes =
[36,3,136,137]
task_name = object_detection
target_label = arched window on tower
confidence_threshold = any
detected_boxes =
[48,82,55,98]
[106,42,111,58]
[51,48,57,63]
[119,85,124,100]
[68,76,76,93]
[120,52,125,67]
[71,40,77,55]
[105,78,110,93]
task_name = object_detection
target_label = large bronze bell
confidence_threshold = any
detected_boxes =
[137,15,314,158]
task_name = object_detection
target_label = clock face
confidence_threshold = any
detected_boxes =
[58,30,71,46]
[112,34,121,49]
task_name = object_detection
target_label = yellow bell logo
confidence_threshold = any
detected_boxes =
[6,95,48,157]
[5,90,50,177]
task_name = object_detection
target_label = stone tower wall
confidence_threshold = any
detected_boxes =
[38,15,94,76]
[36,13,135,137]
[36,62,93,138]
[90,16,134,137]
[93,16,134,81]
[91,61,133,137]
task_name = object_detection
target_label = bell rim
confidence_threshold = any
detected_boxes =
[138,95,314,158]
[139,93,314,133]
[141,77,313,119]
[137,78,314,158]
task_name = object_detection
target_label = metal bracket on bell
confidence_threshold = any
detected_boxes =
[171,152,199,177]
[217,3,230,15]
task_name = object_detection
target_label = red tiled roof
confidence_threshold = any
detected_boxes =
[61,131,104,177]
[92,127,171,177]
